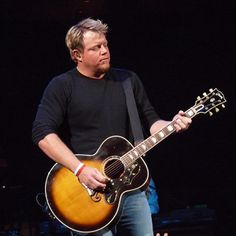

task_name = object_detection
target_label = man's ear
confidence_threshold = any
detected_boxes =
[72,49,82,62]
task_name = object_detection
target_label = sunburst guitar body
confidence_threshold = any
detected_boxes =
[45,136,149,234]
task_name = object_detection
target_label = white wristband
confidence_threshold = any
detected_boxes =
[74,163,84,176]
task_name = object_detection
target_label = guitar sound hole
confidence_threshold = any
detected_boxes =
[104,157,124,179]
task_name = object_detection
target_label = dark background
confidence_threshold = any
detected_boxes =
[1,0,235,235]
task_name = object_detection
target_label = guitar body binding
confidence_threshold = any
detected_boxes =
[45,135,149,234]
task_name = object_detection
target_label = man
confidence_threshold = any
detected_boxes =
[32,18,192,236]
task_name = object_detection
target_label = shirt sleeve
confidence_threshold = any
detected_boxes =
[130,71,161,129]
[32,74,71,145]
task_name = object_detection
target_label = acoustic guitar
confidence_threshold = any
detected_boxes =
[45,88,226,234]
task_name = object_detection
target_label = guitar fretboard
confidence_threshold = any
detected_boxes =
[120,107,197,168]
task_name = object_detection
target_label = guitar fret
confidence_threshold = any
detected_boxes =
[136,146,144,156]
[143,142,149,151]
[146,139,153,149]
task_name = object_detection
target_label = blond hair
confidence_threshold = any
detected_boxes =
[65,18,108,62]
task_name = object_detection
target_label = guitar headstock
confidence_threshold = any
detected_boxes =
[193,88,226,116]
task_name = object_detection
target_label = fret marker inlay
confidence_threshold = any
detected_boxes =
[141,144,147,150]
[159,131,165,138]
[167,125,174,132]
[187,110,194,117]
[129,154,134,160]
[134,151,139,156]
[151,137,157,143]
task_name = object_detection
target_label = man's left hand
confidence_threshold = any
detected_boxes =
[173,110,192,133]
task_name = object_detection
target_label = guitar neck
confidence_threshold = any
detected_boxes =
[121,87,227,168]
[121,106,197,168]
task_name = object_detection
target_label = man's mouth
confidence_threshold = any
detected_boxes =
[100,58,109,62]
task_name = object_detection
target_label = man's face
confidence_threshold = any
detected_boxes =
[79,31,110,75]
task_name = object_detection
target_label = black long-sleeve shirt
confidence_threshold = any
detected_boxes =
[32,67,160,154]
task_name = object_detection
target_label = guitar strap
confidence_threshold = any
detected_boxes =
[120,72,156,197]
[121,76,144,146]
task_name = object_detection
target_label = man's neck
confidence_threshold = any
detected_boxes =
[76,66,105,80]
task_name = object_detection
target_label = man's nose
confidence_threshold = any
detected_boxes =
[101,45,108,54]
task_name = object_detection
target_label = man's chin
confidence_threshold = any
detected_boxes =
[100,63,110,73]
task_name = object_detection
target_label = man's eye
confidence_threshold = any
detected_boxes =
[91,46,100,51]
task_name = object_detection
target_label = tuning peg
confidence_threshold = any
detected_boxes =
[215,108,219,112]
[222,104,225,108]
[203,92,207,97]
[209,111,213,116]
[197,96,201,100]
[209,88,214,92]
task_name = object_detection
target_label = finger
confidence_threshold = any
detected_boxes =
[94,169,108,183]
[92,179,107,189]
[174,123,182,132]
[85,178,106,190]
[178,110,185,116]
[174,119,189,132]
[178,111,192,124]
[175,118,186,129]
[177,115,192,126]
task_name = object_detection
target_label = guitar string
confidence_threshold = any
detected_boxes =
[104,158,126,177]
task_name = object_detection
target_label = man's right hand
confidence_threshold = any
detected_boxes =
[78,166,108,191]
